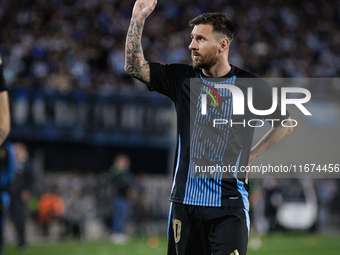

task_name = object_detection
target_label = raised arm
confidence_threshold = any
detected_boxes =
[124,0,157,86]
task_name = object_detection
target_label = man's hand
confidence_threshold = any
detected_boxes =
[132,0,157,21]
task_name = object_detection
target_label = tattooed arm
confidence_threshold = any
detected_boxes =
[0,91,10,145]
[124,0,157,86]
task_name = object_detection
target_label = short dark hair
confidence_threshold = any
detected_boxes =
[189,13,234,42]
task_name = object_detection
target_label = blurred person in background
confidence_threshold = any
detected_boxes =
[330,180,340,229]
[0,55,10,146]
[62,184,86,241]
[263,178,283,233]
[0,53,12,255]
[315,179,338,232]
[37,186,65,237]
[248,179,264,249]
[109,154,135,244]
[0,141,15,255]
[9,142,34,250]
[96,172,113,233]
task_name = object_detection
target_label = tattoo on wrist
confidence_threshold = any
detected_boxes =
[125,19,149,82]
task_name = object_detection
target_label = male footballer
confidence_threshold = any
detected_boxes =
[125,1,293,254]
[0,54,10,255]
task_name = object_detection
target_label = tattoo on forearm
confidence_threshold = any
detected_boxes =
[0,128,6,145]
[125,19,150,83]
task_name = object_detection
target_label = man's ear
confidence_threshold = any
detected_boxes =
[219,38,230,53]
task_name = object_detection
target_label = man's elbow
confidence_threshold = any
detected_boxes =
[284,119,294,136]
[124,62,132,77]
[286,125,293,136]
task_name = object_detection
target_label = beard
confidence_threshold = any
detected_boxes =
[191,47,219,70]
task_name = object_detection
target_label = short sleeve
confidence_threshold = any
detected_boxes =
[149,62,193,101]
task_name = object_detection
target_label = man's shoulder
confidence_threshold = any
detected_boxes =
[167,63,195,69]
[171,63,197,77]
[149,62,196,75]
[232,65,260,79]
[149,62,199,91]
[232,65,270,89]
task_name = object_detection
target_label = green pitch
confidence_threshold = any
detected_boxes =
[4,234,340,255]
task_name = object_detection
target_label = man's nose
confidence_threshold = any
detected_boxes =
[189,39,198,50]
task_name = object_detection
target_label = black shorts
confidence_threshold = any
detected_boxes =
[167,202,249,255]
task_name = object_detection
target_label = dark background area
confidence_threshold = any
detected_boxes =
[17,140,170,174]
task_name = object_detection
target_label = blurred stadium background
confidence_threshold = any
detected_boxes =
[1,0,339,254]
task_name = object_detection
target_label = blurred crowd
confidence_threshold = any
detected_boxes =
[0,0,339,94]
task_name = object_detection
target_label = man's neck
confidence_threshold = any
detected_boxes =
[202,60,232,78]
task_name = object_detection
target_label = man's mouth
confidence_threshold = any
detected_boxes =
[192,52,201,59]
